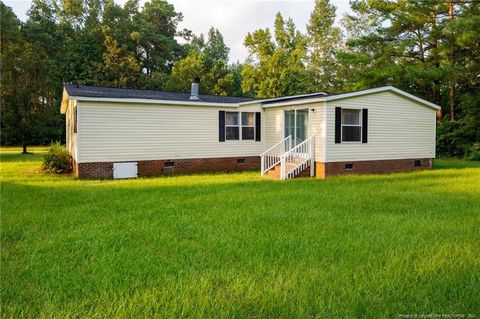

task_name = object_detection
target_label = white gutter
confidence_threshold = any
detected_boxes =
[239,92,327,106]
[261,96,326,108]
[69,96,240,108]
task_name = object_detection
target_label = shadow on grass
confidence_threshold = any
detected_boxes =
[0,152,45,163]
[2,162,479,220]
[434,158,480,169]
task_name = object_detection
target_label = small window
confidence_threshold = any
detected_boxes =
[414,160,421,167]
[237,158,245,164]
[241,112,255,140]
[225,112,240,140]
[345,163,353,170]
[73,107,77,133]
[165,160,175,167]
[341,109,361,142]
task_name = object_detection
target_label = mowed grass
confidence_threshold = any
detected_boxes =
[1,148,479,318]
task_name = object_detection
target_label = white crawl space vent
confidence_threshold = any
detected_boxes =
[113,162,138,179]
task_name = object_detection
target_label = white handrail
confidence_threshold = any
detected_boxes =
[283,136,314,158]
[279,136,315,180]
[260,135,292,176]
[260,135,292,156]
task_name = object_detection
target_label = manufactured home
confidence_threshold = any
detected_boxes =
[60,81,440,179]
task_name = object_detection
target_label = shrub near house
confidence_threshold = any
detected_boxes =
[42,143,72,174]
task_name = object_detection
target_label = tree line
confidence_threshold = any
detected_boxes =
[1,0,479,157]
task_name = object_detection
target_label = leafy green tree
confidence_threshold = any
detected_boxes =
[189,33,206,52]
[242,12,309,98]
[1,1,65,152]
[1,2,23,148]
[135,0,187,74]
[204,27,230,63]
[164,49,238,96]
[306,0,343,93]
[164,50,206,92]
[444,2,480,124]
[165,27,241,96]
[1,23,49,152]
[92,35,141,87]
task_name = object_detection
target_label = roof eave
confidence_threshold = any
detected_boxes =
[60,87,69,114]
[70,96,241,107]
[325,86,441,110]
[261,96,327,108]
[239,92,327,106]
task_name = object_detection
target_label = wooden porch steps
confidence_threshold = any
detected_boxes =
[264,163,312,180]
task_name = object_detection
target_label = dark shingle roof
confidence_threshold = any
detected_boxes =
[64,84,255,104]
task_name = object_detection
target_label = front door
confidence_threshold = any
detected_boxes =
[284,109,309,145]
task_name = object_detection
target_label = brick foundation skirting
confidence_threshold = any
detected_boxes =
[76,156,260,179]
[315,158,433,178]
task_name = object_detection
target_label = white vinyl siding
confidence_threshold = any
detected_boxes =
[77,101,264,163]
[309,102,325,161]
[264,108,283,150]
[325,91,436,162]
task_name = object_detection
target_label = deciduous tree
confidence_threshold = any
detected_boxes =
[242,13,310,98]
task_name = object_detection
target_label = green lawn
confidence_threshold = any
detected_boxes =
[1,149,479,318]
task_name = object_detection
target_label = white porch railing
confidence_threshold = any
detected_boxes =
[260,135,293,176]
[280,136,315,180]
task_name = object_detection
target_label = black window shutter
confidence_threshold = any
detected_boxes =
[255,112,261,141]
[362,109,368,143]
[335,107,341,143]
[219,111,225,142]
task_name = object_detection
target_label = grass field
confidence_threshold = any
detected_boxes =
[1,148,479,318]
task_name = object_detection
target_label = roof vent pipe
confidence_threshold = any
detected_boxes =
[190,77,200,100]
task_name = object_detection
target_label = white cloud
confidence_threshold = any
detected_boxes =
[4,0,351,62]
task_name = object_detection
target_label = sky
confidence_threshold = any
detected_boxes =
[4,0,351,63]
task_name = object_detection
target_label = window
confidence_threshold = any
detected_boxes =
[73,107,77,133]
[341,109,361,142]
[225,112,256,141]
[242,112,255,140]
[226,112,239,140]
[414,160,421,167]
[345,163,353,170]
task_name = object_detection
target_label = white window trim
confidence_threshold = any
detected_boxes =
[225,111,256,141]
[341,109,362,143]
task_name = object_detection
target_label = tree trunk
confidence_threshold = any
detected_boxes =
[22,130,28,154]
[430,6,441,108]
[449,0,457,121]
[450,84,456,121]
